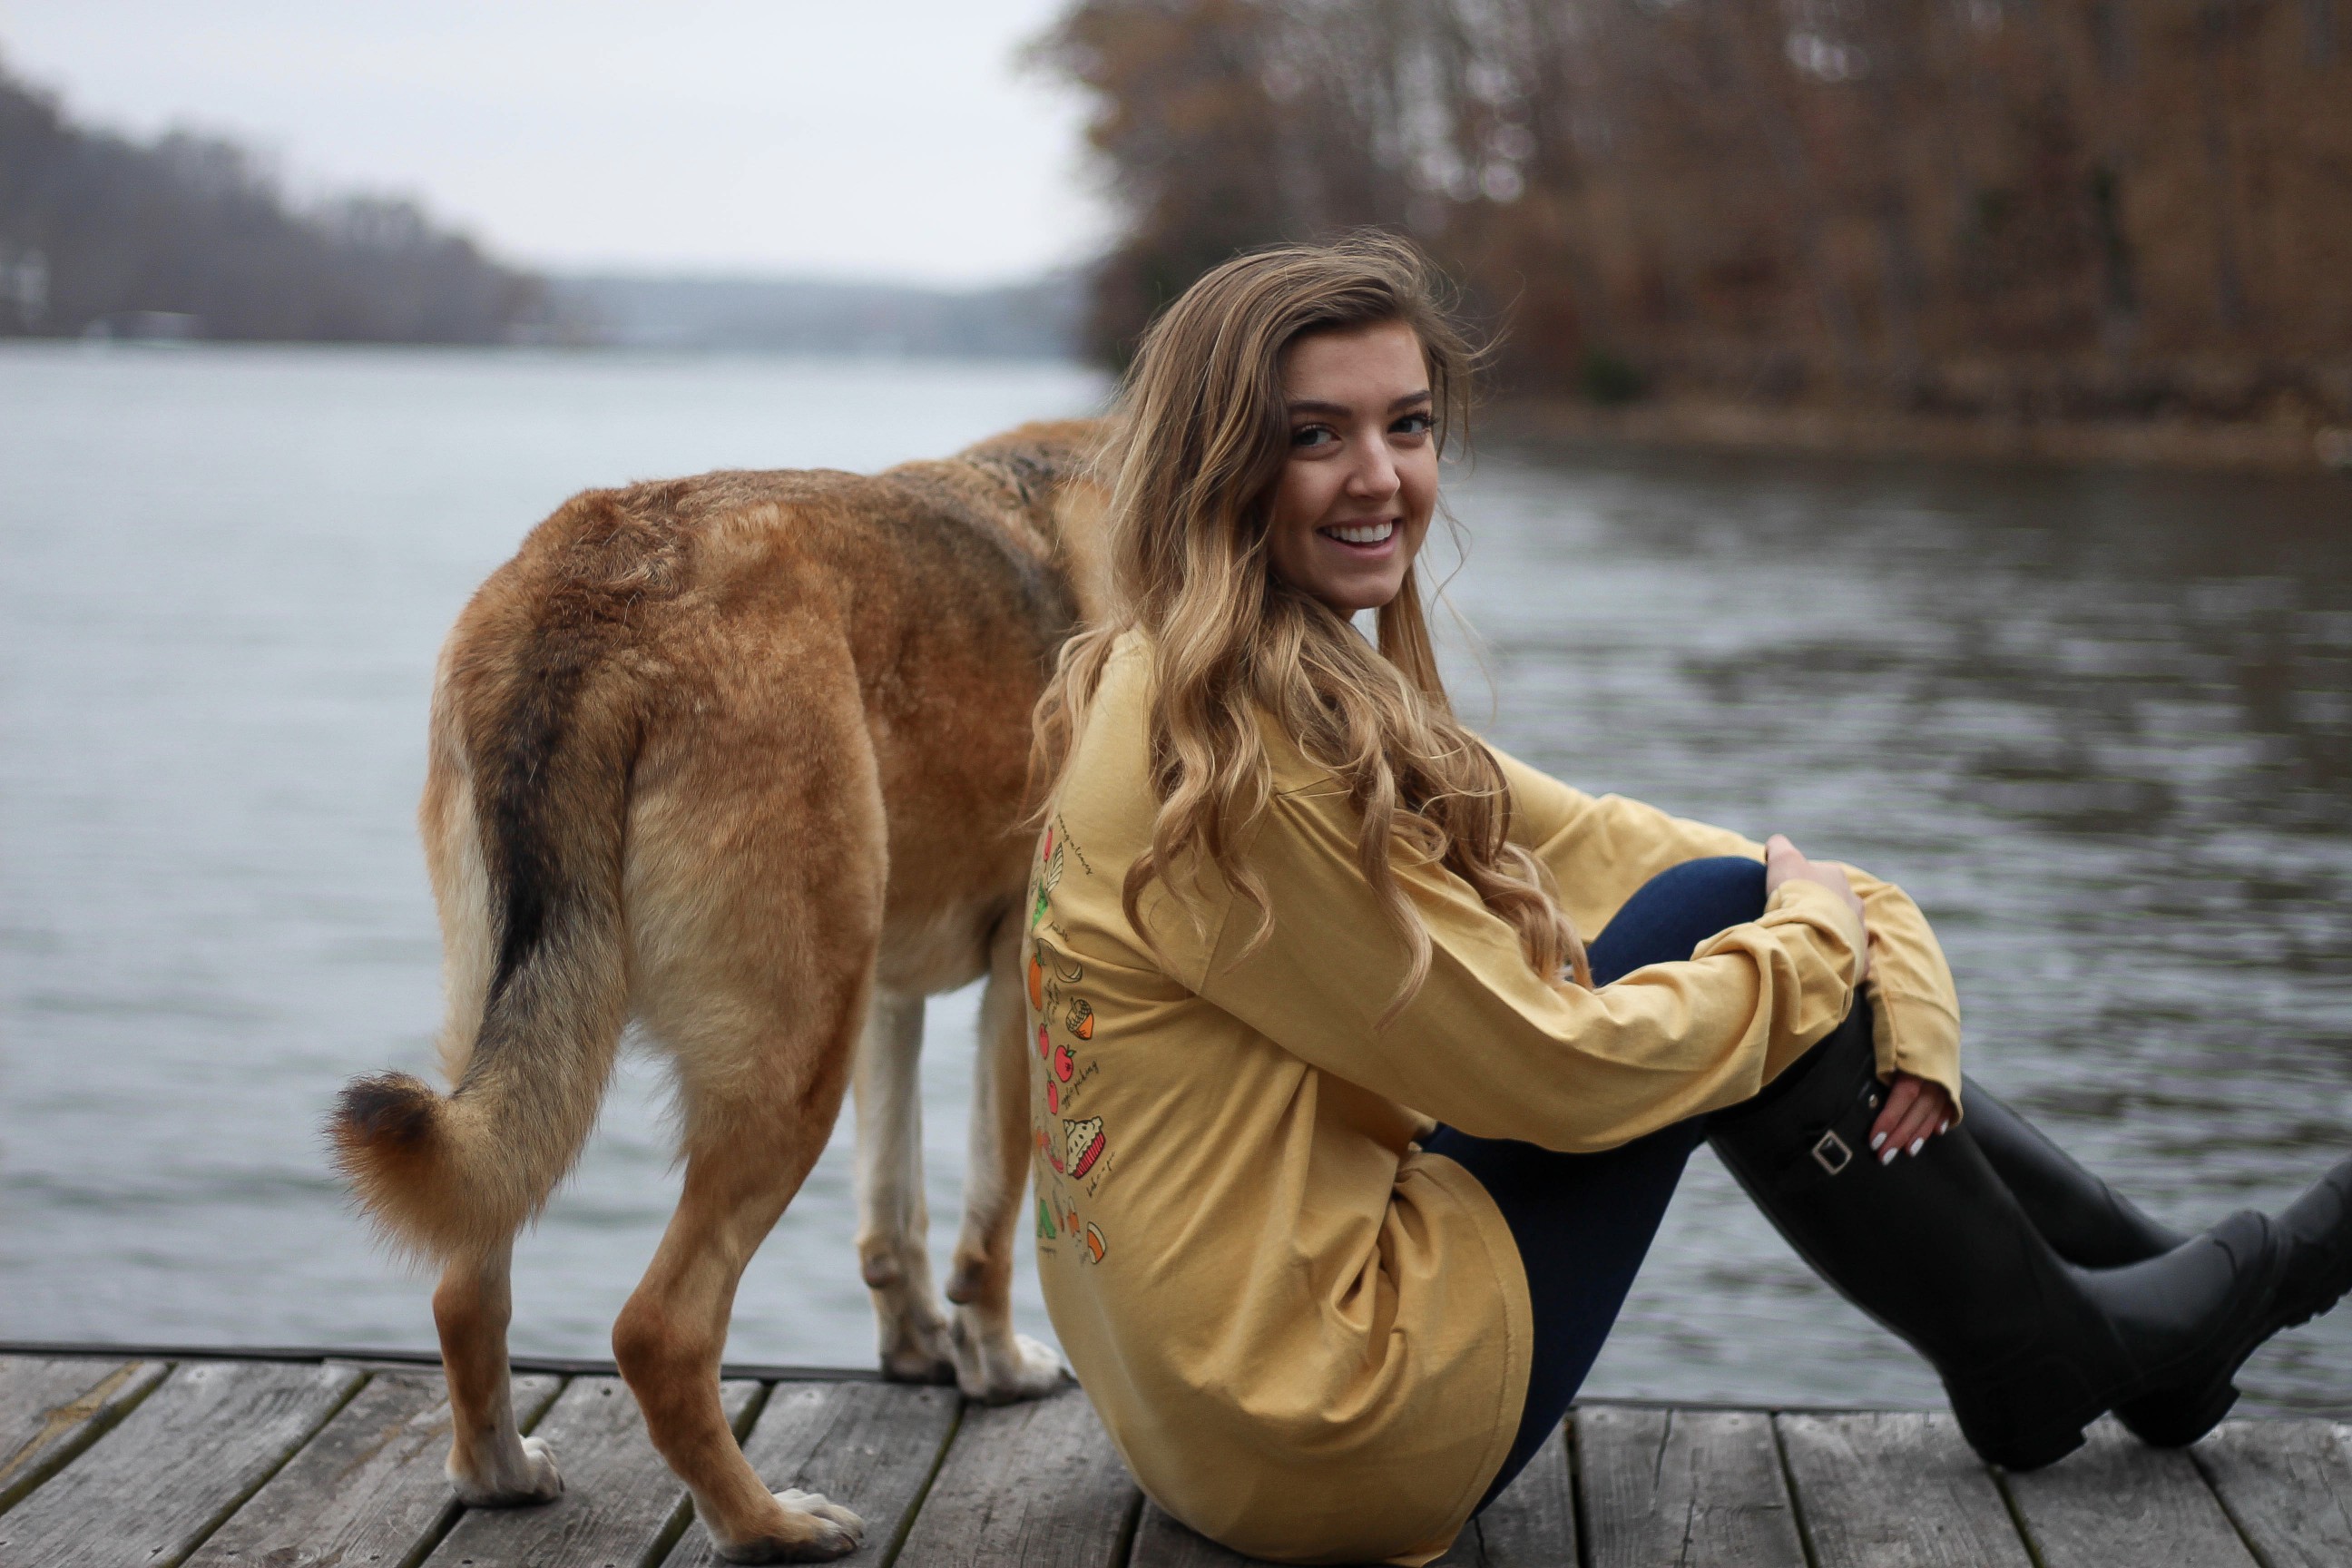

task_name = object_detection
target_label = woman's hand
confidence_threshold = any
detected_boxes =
[1869,1073,1955,1163]
[1762,834,1870,984]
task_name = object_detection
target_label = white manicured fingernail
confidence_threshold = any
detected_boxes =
[1880,1147,1896,1165]
[1870,1132,1886,1151]
[1939,1120,1951,1135]
[1908,1138,1924,1157]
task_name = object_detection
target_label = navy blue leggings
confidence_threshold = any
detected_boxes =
[1422,855,1777,1508]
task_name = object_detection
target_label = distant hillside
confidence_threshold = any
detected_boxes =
[0,55,546,344]
[552,272,1085,358]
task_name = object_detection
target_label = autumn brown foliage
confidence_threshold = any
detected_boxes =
[1039,0,2352,426]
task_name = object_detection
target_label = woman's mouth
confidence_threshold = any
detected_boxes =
[1318,519,1396,551]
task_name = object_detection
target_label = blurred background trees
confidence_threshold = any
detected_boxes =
[0,55,545,344]
[1039,0,2352,425]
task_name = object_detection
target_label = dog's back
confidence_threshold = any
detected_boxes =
[334,417,1107,1259]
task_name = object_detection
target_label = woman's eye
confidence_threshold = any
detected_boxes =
[1290,424,1338,449]
[1392,411,1434,436]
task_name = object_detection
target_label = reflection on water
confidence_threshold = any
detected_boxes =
[1,344,2347,1416]
[1447,447,2352,1413]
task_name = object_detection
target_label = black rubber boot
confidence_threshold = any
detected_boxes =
[1959,1081,2186,1268]
[1955,1079,2351,1446]
[1707,1004,2352,1469]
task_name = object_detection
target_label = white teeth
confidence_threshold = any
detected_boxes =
[1324,521,1395,544]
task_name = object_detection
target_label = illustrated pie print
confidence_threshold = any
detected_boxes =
[1027,939,1082,1014]
[1065,998,1095,1040]
[1083,1222,1107,1263]
[1064,1116,1107,1180]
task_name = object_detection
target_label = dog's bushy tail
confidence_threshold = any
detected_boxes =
[330,490,667,1263]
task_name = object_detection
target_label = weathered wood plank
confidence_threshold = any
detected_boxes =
[1128,1503,1252,1568]
[1774,1411,2032,1568]
[183,1369,563,1568]
[661,1381,959,1568]
[1575,1405,1806,1568]
[2004,1418,2257,1568]
[421,1377,761,1568]
[0,1359,362,1568]
[2190,1418,2352,1568]
[0,1356,170,1514]
[1437,1423,1577,1568]
[895,1386,1139,1568]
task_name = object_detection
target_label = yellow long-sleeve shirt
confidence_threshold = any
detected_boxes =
[1023,634,1962,1565]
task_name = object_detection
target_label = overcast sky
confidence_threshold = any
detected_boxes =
[0,1,1111,287]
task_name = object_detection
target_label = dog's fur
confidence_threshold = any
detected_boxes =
[329,419,1112,1560]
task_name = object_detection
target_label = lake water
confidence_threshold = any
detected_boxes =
[3,342,2348,1416]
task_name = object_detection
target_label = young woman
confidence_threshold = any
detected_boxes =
[1019,237,2352,1566]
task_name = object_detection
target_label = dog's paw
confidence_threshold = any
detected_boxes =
[877,1308,957,1386]
[953,1315,1071,1405]
[448,1434,563,1506]
[712,1490,867,1563]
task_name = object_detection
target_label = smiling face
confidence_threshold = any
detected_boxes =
[1263,319,1439,616]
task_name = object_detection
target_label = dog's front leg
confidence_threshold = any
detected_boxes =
[853,988,957,1383]
[435,1240,563,1504]
[945,928,1069,1402]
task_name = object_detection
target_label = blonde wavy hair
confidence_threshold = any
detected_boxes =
[1033,235,1590,1021]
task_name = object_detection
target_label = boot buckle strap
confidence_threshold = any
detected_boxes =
[1811,1131,1853,1175]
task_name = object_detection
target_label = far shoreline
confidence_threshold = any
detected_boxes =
[1496,395,2352,478]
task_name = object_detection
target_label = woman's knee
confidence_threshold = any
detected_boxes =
[1587,857,1768,985]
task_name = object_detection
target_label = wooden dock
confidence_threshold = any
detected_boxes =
[1,1347,2347,1568]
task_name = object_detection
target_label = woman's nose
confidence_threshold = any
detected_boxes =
[1344,444,1401,502]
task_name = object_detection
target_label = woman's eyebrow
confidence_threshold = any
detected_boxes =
[1285,390,1434,417]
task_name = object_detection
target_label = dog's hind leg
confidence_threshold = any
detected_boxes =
[944,917,1069,1403]
[612,649,882,1561]
[434,1239,563,1504]
[854,988,957,1383]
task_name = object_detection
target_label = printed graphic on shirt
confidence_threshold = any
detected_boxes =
[1030,826,1063,932]
[1028,937,1082,1015]
[1035,1197,1057,1240]
[1082,1222,1108,1264]
[1064,1116,1107,1180]
[1065,997,1095,1039]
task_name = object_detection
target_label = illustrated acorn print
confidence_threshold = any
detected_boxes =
[1065,997,1095,1040]
[1064,1116,1106,1179]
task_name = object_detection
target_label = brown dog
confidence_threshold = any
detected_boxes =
[329,418,1112,1560]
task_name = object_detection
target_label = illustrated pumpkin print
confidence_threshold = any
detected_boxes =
[1064,1116,1107,1179]
[1065,997,1095,1040]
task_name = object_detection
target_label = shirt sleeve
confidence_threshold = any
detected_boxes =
[1177,781,1868,1152]
[1494,749,1965,1112]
